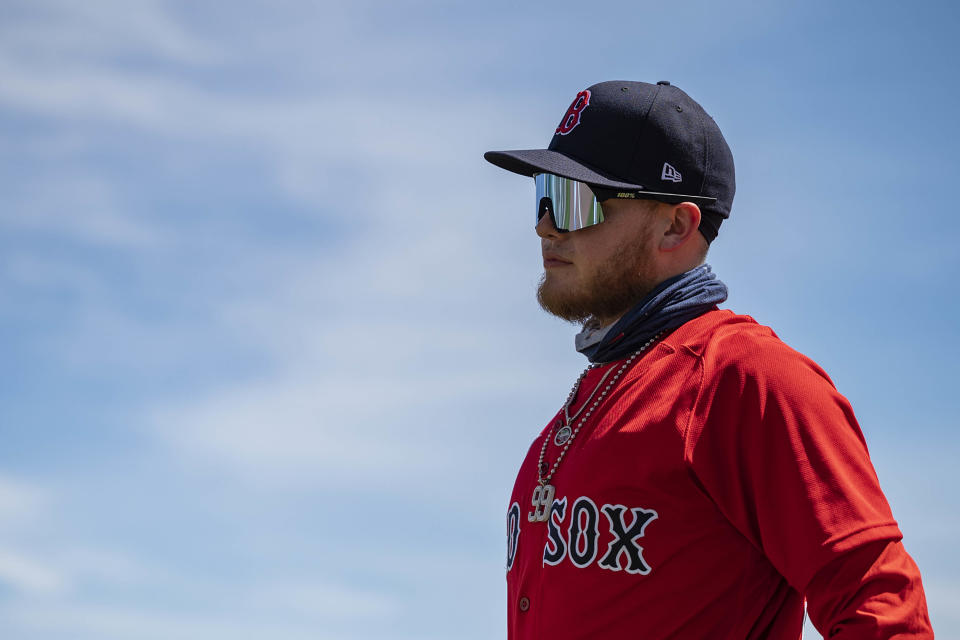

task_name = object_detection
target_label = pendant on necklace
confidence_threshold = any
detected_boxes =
[527,483,556,523]
[554,425,573,446]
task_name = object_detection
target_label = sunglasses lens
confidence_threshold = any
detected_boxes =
[535,173,604,231]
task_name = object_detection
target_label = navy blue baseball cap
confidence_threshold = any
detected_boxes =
[484,80,735,242]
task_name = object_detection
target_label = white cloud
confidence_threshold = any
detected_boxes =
[0,482,150,596]
[150,350,546,489]
[0,50,527,187]
[139,211,548,488]
[0,0,222,66]
[0,476,46,522]
[0,565,401,640]
[249,580,400,618]
[0,548,66,595]
[57,547,155,587]
[0,0,543,217]
[0,480,65,596]
[0,601,340,640]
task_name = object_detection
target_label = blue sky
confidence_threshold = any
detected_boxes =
[0,0,957,637]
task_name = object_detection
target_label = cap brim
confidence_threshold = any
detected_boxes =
[483,149,646,191]
[484,148,718,206]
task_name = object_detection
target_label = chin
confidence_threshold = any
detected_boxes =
[536,274,592,324]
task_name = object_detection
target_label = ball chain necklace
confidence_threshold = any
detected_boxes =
[527,332,664,523]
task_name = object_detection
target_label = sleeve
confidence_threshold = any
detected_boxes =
[805,539,934,638]
[683,332,903,591]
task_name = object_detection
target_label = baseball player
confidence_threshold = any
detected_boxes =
[484,81,933,639]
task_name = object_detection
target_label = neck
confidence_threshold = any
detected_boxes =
[588,313,623,330]
[588,268,693,329]
[575,264,728,363]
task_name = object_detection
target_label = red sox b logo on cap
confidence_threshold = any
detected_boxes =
[555,90,591,135]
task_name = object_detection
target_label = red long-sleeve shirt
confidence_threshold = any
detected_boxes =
[505,309,932,638]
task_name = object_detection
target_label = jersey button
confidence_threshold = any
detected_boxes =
[518,596,530,612]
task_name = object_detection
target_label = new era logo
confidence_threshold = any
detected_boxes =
[661,162,682,183]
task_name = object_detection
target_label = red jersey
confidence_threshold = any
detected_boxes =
[505,310,932,639]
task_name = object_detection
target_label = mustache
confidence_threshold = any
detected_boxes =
[541,243,573,262]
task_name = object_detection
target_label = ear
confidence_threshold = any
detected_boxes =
[658,202,702,251]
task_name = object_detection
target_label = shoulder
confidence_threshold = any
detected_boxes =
[665,308,835,391]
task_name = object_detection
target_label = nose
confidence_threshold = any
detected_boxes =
[536,210,562,239]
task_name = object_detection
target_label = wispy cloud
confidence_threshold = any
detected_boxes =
[0,475,47,523]
[0,173,166,249]
[0,0,541,216]
[249,580,400,618]
[0,601,341,640]
[0,0,222,66]
[0,548,66,595]
[0,566,402,640]
[0,478,64,595]
[151,365,541,484]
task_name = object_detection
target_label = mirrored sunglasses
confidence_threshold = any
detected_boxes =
[534,172,716,232]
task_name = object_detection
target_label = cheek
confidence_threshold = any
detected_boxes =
[576,236,622,271]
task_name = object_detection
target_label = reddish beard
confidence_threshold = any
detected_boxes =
[537,226,659,325]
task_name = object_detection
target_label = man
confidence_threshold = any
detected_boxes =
[484,81,933,639]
